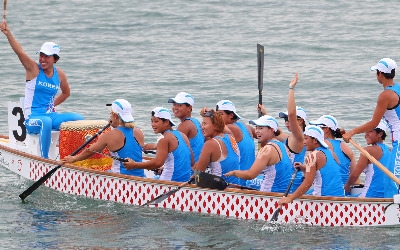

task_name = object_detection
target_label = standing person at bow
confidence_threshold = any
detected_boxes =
[123,107,193,182]
[167,92,205,164]
[225,115,292,193]
[279,125,345,205]
[0,21,84,159]
[344,120,398,198]
[193,109,241,185]
[215,100,256,185]
[259,73,307,192]
[309,115,357,185]
[62,99,146,177]
[342,58,399,197]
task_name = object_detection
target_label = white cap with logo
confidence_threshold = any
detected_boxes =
[370,58,397,74]
[249,115,279,132]
[168,92,194,106]
[304,125,329,148]
[216,100,241,120]
[278,106,307,121]
[111,99,134,123]
[309,115,339,130]
[152,107,176,126]
[37,42,60,56]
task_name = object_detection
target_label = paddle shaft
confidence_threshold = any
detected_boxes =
[349,138,400,185]
[3,0,6,20]
[257,43,264,118]
[142,178,193,206]
[19,122,111,200]
[271,168,299,221]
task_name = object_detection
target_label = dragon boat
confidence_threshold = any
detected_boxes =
[1,100,400,227]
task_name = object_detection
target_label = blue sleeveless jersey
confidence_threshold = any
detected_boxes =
[160,130,192,182]
[328,139,350,185]
[361,143,396,198]
[259,140,292,193]
[234,122,255,186]
[209,134,241,185]
[286,137,306,193]
[184,117,204,162]
[112,127,145,177]
[24,64,59,118]
[312,147,345,197]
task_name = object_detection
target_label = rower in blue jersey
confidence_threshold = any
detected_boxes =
[225,115,292,193]
[1,21,83,159]
[216,100,256,186]
[194,109,241,185]
[167,92,205,165]
[279,125,345,206]
[124,107,194,182]
[63,99,146,178]
[344,119,398,198]
[309,115,357,186]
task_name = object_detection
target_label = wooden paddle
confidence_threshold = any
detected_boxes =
[19,122,111,200]
[349,138,400,185]
[3,0,6,21]
[271,168,299,221]
[257,43,264,118]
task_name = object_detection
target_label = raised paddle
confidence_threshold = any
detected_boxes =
[19,122,111,200]
[257,43,264,118]
[2,0,6,21]
[271,168,299,222]
[349,138,400,185]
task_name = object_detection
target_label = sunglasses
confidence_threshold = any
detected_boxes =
[283,117,302,122]
[204,110,214,118]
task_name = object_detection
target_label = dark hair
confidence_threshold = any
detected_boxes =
[374,128,387,140]
[381,69,396,79]
[331,128,343,138]
[53,54,60,62]
[151,111,173,126]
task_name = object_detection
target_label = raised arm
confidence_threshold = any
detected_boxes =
[0,21,38,80]
[286,73,304,153]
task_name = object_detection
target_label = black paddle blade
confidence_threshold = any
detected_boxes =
[194,171,228,190]
[19,165,62,200]
[271,207,281,222]
[142,187,180,206]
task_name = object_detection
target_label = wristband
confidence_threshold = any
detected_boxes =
[289,86,295,90]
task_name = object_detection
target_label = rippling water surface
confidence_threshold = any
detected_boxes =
[1,0,400,248]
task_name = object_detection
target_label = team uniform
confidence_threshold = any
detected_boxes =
[286,138,306,193]
[383,83,400,196]
[258,140,292,193]
[159,130,192,182]
[110,127,145,177]
[311,147,345,197]
[328,139,351,185]
[208,134,241,185]
[233,122,256,186]
[359,143,396,198]
[24,64,83,158]
[184,117,205,162]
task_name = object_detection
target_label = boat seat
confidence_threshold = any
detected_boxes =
[19,97,60,160]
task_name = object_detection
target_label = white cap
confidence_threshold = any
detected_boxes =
[309,115,339,130]
[167,92,194,106]
[249,115,279,132]
[216,100,241,120]
[376,119,389,132]
[304,125,329,148]
[278,106,307,121]
[370,58,397,74]
[37,42,60,56]
[111,99,134,123]
[152,107,176,126]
